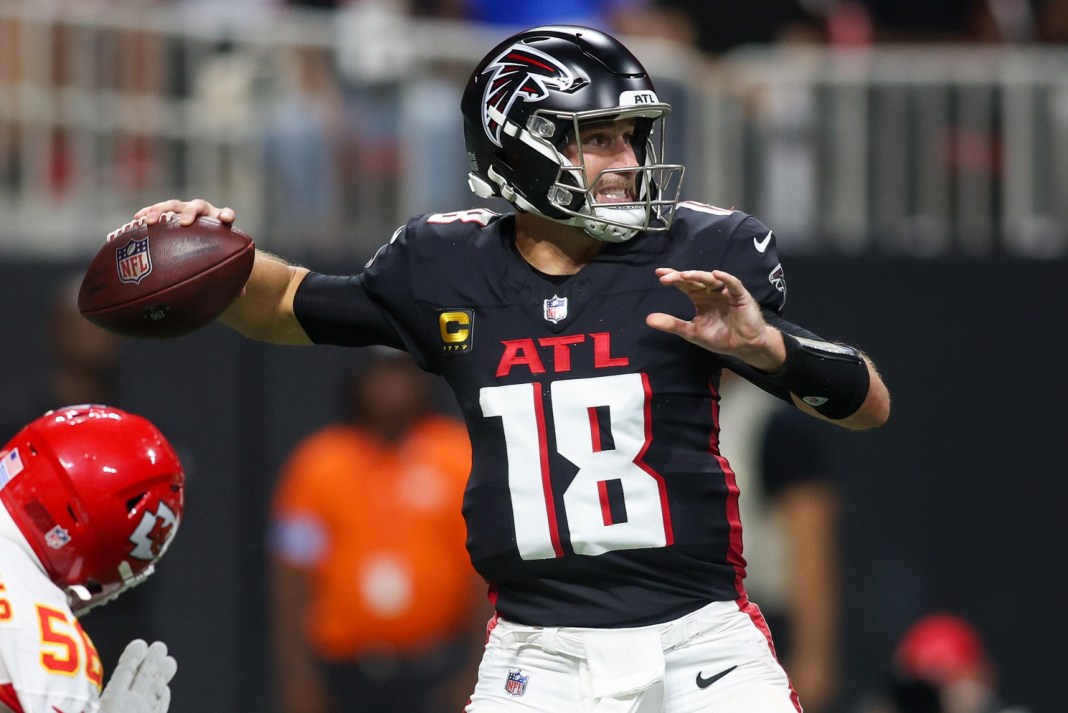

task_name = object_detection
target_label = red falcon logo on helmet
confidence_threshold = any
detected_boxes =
[481,44,580,147]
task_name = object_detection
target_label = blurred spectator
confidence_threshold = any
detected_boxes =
[269,349,485,713]
[263,40,348,250]
[0,273,121,438]
[47,274,121,410]
[617,0,826,55]
[618,0,1068,53]
[850,0,1063,43]
[1037,0,1068,42]
[853,0,991,41]
[0,11,20,191]
[716,374,844,713]
[429,0,646,31]
[857,613,1033,713]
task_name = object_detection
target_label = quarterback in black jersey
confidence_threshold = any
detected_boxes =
[133,25,889,713]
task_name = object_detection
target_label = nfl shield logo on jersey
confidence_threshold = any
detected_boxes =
[505,669,529,697]
[116,236,153,284]
[543,294,568,324]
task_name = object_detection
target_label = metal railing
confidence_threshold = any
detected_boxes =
[1,0,1066,259]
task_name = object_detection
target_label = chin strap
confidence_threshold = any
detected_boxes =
[584,206,644,242]
[467,173,496,199]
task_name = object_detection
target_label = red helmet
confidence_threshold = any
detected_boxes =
[0,405,184,614]
[895,613,993,686]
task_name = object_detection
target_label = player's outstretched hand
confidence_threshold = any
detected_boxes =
[134,199,236,228]
[99,639,178,713]
[646,268,786,372]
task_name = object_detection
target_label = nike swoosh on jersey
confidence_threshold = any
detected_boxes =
[754,231,773,253]
[695,664,738,689]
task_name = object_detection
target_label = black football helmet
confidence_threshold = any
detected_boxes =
[461,25,684,242]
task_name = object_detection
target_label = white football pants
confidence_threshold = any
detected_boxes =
[465,599,800,713]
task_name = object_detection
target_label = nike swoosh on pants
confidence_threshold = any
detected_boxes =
[695,664,738,689]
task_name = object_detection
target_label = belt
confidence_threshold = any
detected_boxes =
[496,599,740,658]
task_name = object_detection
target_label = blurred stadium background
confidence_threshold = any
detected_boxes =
[1,1,1065,711]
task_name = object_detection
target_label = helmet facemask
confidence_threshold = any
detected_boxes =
[546,110,683,241]
[66,561,158,615]
[493,108,684,242]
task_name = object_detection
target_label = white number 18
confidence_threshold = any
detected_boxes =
[480,373,674,560]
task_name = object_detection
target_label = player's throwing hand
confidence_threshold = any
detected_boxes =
[134,199,235,227]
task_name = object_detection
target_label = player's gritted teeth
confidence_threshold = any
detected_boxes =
[593,178,636,203]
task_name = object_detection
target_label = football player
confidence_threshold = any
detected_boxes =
[133,24,889,713]
[0,405,182,713]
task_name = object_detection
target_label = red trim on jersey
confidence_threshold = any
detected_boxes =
[0,683,23,712]
[597,479,613,525]
[633,373,674,545]
[464,612,501,713]
[532,383,564,557]
[709,380,747,597]
[737,598,802,713]
[587,406,603,452]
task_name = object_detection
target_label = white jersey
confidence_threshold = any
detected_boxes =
[0,538,103,713]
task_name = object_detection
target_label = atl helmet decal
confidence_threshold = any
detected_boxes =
[481,44,578,147]
[128,502,178,560]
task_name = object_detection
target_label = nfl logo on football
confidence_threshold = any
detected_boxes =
[116,236,153,285]
[543,294,567,324]
[504,668,529,697]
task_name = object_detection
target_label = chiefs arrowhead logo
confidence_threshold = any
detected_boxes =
[128,502,178,560]
[481,44,582,147]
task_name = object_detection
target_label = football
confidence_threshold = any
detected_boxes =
[78,213,255,338]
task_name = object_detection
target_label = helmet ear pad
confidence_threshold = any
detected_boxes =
[500,135,577,217]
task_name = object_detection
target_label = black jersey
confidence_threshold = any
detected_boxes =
[294,202,814,628]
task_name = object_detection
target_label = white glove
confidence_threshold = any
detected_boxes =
[98,639,177,713]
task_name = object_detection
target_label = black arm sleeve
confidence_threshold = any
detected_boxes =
[724,312,821,404]
[293,272,406,350]
[728,312,869,419]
